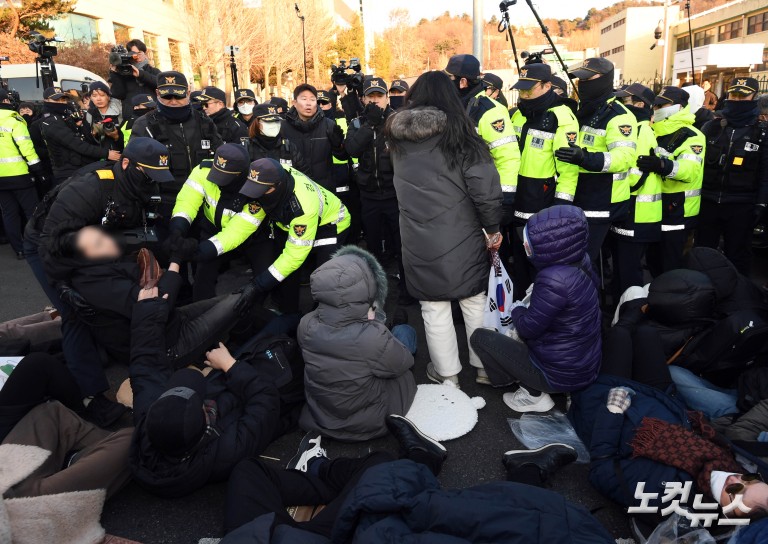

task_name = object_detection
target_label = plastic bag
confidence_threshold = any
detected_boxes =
[508,410,590,463]
[645,513,716,544]
[483,250,515,335]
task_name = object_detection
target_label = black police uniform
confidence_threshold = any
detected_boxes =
[209,108,249,145]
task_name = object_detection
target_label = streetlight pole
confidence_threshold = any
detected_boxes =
[473,0,483,67]
[295,3,307,84]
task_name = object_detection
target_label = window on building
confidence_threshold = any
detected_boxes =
[748,12,768,35]
[613,18,625,29]
[611,45,625,55]
[676,35,691,51]
[113,23,131,46]
[718,20,742,41]
[601,25,611,35]
[694,28,716,47]
[50,13,98,44]
[600,51,611,58]
[755,48,768,72]
[168,40,182,71]
[143,32,159,64]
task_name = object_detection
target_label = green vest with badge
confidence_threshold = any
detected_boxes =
[510,103,580,223]
[172,160,265,256]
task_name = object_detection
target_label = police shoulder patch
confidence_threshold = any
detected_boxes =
[491,118,506,133]
[690,144,703,155]
[618,125,633,137]
[565,132,578,145]
[248,203,261,215]
[293,224,307,237]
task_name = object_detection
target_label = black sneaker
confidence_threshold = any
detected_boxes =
[82,394,129,428]
[16,251,25,260]
[286,433,327,472]
[386,414,447,461]
[502,443,577,483]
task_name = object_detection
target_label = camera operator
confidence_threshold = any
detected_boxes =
[109,39,160,122]
[197,86,248,144]
[39,87,121,185]
[330,59,365,122]
[130,71,222,222]
[85,81,123,155]
[233,88,258,128]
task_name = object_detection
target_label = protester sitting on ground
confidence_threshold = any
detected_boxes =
[298,246,417,441]
[471,205,602,413]
[0,353,132,499]
[571,322,768,539]
[46,224,240,370]
[129,287,301,498]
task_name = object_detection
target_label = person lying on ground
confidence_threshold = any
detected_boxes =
[471,205,602,413]
[129,286,300,498]
[298,246,417,441]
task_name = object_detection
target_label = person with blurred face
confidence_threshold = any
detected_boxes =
[281,84,346,191]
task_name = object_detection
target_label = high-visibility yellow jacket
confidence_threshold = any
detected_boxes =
[171,160,265,259]
[0,108,40,182]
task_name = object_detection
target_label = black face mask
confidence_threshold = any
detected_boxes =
[723,100,759,128]
[44,101,74,116]
[389,95,405,110]
[493,91,509,109]
[133,108,153,119]
[157,101,192,123]
[577,75,614,102]
[518,88,556,119]
[119,162,158,208]
[21,113,34,123]
[624,103,652,123]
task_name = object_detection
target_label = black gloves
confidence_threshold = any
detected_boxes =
[364,103,385,127]
[59,285,97,319]
[753,204,767,229]
[330,123,344,148]
[162,231,199,264]
[233,270,281,316]
[636,151,673,176]
[554,143,586,166]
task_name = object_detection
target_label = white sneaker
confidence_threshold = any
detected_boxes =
[286,433,327,472]
[426,362,460,388]
[503,387,555,413]
[475,368,491,385]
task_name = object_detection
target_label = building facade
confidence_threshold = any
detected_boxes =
[668,0,767,95]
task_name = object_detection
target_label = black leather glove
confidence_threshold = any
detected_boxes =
[753,204,767,229]
[364,103,385,127]
[233,282,263,316]
[330,123,344,148]
[636,151,672,176]
[170,237,200,264]
[59,285,97,319]
[554,143,586,166]
[162,230,182,256]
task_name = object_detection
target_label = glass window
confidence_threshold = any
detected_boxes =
[611,45,625,55]
[694,28,716,47]
[748,12,768,35]
[755,48,768,72]
[600,51,611,58]
[113,23,131,46]
[718,20,742,41]
[601,25,611,35]
[50,13,98,44]
[168,40,182,71]
[143,32,159,64]
[613,18,625,29]
[676,35,691,50]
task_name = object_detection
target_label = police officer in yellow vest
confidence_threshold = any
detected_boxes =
[510,63,580,298]
[0,88,44,258]
[610,83,663,294]
[234,158,351,315]
[120,94,156,143]
[170,143,267,301]
[555,57,637,263]
[444,55,520,222]
[638,86,706,276]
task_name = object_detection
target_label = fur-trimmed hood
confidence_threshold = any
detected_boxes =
[387,107,447,143]
[0,444,107,544]
[309,246,388,325]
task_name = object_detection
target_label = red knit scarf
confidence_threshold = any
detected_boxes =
[630,413,742,498]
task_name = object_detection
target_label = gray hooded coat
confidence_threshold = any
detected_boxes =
[387,107,503,301]
[298,246,416,441]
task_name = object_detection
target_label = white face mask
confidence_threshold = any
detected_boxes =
[261,121,281,138]
[237,103,254,116]
[711,471,740,504]
[654,104,682,122]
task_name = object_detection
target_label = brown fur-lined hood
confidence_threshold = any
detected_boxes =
[387,107,447,142]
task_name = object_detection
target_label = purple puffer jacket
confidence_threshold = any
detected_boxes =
[511,205,602,391]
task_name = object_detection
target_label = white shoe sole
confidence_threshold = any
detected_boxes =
[503,443,575,457]
[388,414,447,452]
[426,363,459,387]
[503,392,555,413]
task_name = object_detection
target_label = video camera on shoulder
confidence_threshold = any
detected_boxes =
[521,49,554,65]
[109,45,134,76]
[331,58,364,94]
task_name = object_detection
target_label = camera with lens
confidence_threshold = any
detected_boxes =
[521,49,553,65]
[102,117,116,133]
[109,45,134,76]
[331,58,364,93]
[27,31,58,58]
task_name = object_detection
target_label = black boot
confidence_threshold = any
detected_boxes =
[502,443,577,483]
[386,414,447,470]
[82,394,130,428]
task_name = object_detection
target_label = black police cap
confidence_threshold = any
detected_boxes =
[123,137,175,183]
[513,64,551,91]
[207,143,251,187]
[654,86,689,107]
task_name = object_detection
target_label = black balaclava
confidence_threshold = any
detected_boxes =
[576,73,614,121]
[43,101,75,116]
[518,88,557,120]
[157,101,192,123]
[624,103,652,123]
[257,172,294,215]
[389,95,405,110]
[723,99,759,128]
[493,91,509,109]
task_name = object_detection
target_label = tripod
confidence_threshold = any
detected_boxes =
[227,46,240,93]
[35,56,57,91]
[498,2,521,74]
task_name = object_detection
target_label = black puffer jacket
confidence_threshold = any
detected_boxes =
[248,134,310,175]
[109,64,160,121]
[387,107,502,300]
[281,108,344,190]
[39,108,109,181]
[128,298,282,498]
[345,107,395,200]
[209,108,249,144]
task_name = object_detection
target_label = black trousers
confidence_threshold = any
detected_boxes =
[647,228,687,278]
[512,226,536,301]
[333,164,361,244]
[696,200,754,276]
[470,329,555,394]
[600,324,672,391]
[609,234,647,299]
[0,186,38,254]
[224,452,395,535]
[586,221,612,265]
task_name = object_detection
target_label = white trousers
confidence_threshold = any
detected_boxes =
[419,292,486,377]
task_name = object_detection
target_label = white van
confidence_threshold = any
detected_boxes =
[0,63,106,102]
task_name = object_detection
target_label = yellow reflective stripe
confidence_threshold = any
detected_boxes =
[613,172,628,181]
[610,226,635,236]
[629,167,643,177]
[527,129,554,140]
[336,186,350,193]
[555,192,574,201]
[268,265,285,282]
[685,189,701,197]
[27,158,41,166]
[581,126,606,136]
[288,236,313,247]
[584,211,610,218]
[13,136,31,142]
[667,161,680,179]
[654,147,673,158]
[236,212,261,227]
[314,238,338,247]
[514,210,534,220]
[0,156,24,163]
[173,212,193,224]
[636,194,662,202]
[331,204,347,225]
[209,236,225,256]
[501,185,517,193]
[488,135,517,150]
[678,153,703,164]
[186,179,206,195]
[607,141,636,150]
[661,224,685,231]
[601,153,612,173]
